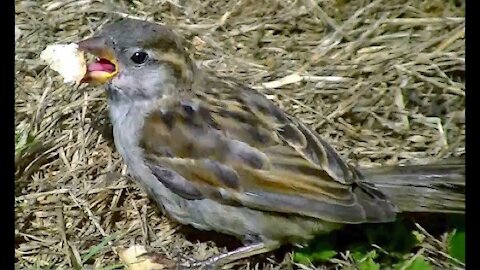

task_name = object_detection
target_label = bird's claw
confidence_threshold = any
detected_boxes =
[177,258,216,270]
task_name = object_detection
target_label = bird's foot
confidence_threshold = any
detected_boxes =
[177,257,217,270]
[177,241,280,269]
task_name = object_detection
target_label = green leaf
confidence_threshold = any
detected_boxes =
[448,230,465,263]
[352,250,380,270]
[293,252,312,265]
[402,255,433,270]
[358,257,380,270]
[81,234,117,263]
[310,249,337,262]
[15,131,37,156]
[293,239,338,264]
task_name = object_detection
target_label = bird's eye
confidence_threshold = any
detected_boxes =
[131,51,148,64]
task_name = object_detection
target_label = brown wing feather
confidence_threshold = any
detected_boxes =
[140,82,396,224]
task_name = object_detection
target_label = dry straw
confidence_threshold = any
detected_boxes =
[15,0,464,269]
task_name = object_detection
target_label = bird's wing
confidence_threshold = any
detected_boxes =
[140,81,396,224]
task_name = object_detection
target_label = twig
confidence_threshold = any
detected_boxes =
[261,74,352,89]
[15,185,131,201]
[395,64,464,96]
[435,26,465,53]
[365,17,464,25]
[56,208,83,269]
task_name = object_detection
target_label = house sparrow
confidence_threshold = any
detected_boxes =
[76,18,464,268]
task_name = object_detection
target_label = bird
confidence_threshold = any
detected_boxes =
[76,18,464,268]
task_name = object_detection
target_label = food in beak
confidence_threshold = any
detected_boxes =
[40,41,118,85]
[40,43,87,84]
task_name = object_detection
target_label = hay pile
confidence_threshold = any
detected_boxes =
[15,0,464,269]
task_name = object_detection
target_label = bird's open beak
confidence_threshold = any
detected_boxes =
[77,36,118,84]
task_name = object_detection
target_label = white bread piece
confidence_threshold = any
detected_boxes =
[40,43,86,84]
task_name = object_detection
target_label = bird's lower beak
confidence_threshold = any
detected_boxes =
[77,36,118,84]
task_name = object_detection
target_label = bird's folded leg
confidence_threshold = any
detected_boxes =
[179,241,280,269]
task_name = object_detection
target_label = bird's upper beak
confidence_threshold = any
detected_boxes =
[77,36,118,84]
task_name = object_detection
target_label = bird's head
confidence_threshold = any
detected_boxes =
[78,18,195,101]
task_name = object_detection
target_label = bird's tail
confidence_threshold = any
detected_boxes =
[358,160,465,214]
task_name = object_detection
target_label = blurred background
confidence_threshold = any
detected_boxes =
[15,0,465,269]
